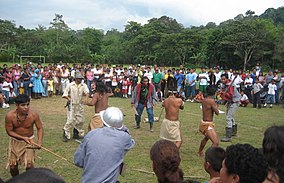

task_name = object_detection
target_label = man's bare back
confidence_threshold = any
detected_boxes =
[202,96,219,122]
[163,95,184,121]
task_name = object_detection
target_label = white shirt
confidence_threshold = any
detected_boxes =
[214,72,222,85]
[2,81,13,92]
[240,94,248,101]
[144,72,153,83]
[232,75,243,88]
[198,73,209,86]
[267,83,277,95]
[244,78,253,88]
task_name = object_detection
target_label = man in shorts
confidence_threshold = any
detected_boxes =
[5,94,43,177]
[160,91,184,149]
[198,85,219,156]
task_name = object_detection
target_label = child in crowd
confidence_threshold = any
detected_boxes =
[2,76,13,105]
[156,87,163,102]
[264,79,277,108]
[194,90,204,103]
[48,76,54,97]
[127,78,133,98]
[121,76,128,98]
[252,78,263,109]
[18,78,24,95]
[240,90,249,107]
[8,88,16,104]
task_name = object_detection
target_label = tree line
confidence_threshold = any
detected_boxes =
[0,7,284,71]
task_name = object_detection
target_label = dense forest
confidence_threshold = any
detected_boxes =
[0,7,284,70]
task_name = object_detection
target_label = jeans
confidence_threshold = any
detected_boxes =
[266,94,275,104]
[253,92,261,108]
[13,80,19,96]
[186,85,196,99]
[135,103,154,127]
[41,79,48,97]
[23,81,31,97]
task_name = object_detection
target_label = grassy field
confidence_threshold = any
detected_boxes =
[0,96,283,182]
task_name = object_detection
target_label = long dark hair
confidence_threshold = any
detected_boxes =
[263,125,284,183]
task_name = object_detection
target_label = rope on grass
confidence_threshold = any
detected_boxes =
[133,168,206,179]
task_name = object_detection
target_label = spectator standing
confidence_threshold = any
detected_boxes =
[198,67,209,95]
[252,78,263,109]
[264,79,277,108]
[244,74,253,102]
[185,68,197,102]
[60,66,70,95]
[174,69,185,94]
[12,64,21,96]
[153,68,162,92]
[21,68,32,98]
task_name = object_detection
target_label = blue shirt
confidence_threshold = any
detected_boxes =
[74,127,135,183]
[186,73,197,86]
[174,73,185,86]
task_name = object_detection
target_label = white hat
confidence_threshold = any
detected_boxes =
[100,107,124,129]
[75,71,84,79]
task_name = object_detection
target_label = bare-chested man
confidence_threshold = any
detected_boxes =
[160,91,184,149]
[84,80,113,131]
[198,85,219,156]
[5,94,43,177]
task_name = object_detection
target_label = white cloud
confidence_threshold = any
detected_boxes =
[0,0,282,31]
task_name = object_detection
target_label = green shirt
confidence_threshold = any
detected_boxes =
[153,72,162,83]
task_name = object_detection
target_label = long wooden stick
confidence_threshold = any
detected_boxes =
[32,142,75,165]
[133,168,206,179]
[158,106,164,122]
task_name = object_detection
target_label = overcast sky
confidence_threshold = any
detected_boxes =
[0,0,283,32]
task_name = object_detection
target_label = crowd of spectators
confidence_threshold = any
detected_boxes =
[0,61,283,109]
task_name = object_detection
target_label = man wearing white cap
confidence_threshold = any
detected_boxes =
[62,71,89,142]
[74,107,135,183]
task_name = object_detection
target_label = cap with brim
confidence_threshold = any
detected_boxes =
[75,71,84,79]
[99,107,124,129]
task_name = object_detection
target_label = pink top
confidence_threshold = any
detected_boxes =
[14,70,21,80]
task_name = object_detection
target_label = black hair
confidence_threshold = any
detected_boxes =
[263,125,284,183]
[141,76,149,83]
[221,73,228,79]
[205,147,225,172]
[206,85,217,96]
[95,81,108,95]
[224,143,268,183]
[15,94,30,104]
[6,168,65,183]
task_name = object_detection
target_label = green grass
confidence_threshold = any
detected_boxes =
[0,96,283,182]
